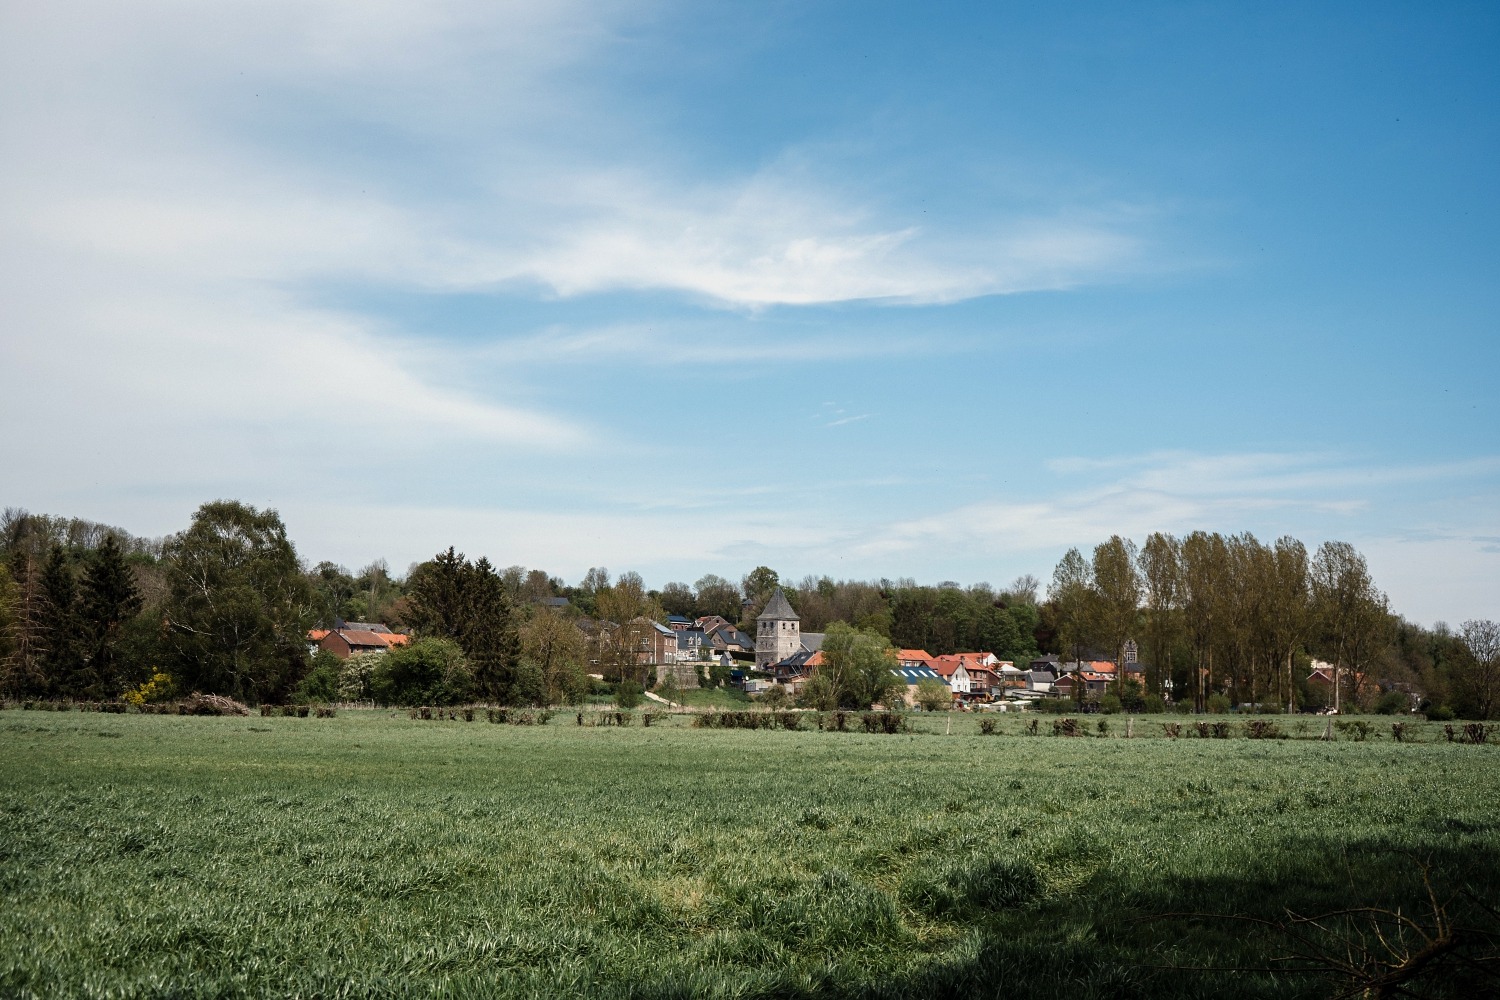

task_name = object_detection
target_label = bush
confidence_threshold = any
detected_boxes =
[860,711,907,734]
[1052,718,1080,737]
[1425,705,1455,722]
[1244,719,1281,740]
[615,680,643,710]
[978,718,997,735]
[1206,693,1231,714]
[294,650,341,704]
[123,672,176,709]
[1096,718,1110,736]
[1143,694,1166,714]
[1162,722,1182,739]
[314,706,336,718]
[1375,690,1410,715]
[1335,720,1372,741]
[370,639,472,707]
[1099,694,1122,715]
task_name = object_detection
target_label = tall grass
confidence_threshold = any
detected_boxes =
[0,708,1494,998]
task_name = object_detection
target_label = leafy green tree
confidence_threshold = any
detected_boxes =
[1090,536,1141,689]
[914,677,950,712]
[161,501,314,703]
[818,621,902,709]
[741,566,781,607]
[294,649,342,703]
[659,582,696,618]
[1048,547,1095,668]
[370,637,471,706]
[1139,532,1181,698]
[519,608,588,705]
[694,574,742,621]
[1311,541,1390,713]
[77,534,142,698]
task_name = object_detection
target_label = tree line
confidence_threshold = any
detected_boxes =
[1046,532,1497,718]
[2,502,1496,717]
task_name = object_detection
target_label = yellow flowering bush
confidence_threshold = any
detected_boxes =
[123,672,176,708]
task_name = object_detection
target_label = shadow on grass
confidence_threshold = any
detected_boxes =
[619,839,1500,1000]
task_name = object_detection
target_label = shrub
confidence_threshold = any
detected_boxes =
[1206,693,1231,714]
[1335,720,1372,741]
[294,650,341,704]
[777,711,802,731]
[978,718,997,735]
[461,706,474,722]
[123,672,176,709]
[259,704,275,717]
[371,639,472,707]
[295,705,310,718]
[1245,720,1281,740]
[1391,721,1407,743]
[1211,722,1230,739]
[1374,690,1410,715]
[1143,694,1166,714]
[314,706,336,719]
[860,711,906,734]
[1023,718,1038,736]
[1194,722,1211,738]
[757,684,790,710]
[615,681,643,710]
[1099,694,1122,715]
[1462,723,1488,745]
[1096,719,1110,736]
[1426,705,1456,722]
[1162,722,1182,739]
[1052,718,1080,737]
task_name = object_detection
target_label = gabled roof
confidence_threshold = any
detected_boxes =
[929,658,970,679]
[308,629,330,642]
[897,649,934,663]
[756,588,799,622]
[800,632,825,652]
[340,629,394,649]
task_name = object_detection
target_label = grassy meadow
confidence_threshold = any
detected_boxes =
[1,707,1496,999]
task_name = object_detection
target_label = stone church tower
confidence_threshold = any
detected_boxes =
[755,588,801,669]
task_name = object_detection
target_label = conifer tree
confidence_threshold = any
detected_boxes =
[37,544,83,697]
[79,534,143,698]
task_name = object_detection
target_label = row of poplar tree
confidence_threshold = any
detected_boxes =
[1046,532,1497,718]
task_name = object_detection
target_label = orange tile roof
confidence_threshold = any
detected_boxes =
[308,629,330,641]
[897,649,934,662]
[375,632,410,647]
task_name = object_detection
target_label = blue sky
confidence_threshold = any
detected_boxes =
[2,1,1496,625]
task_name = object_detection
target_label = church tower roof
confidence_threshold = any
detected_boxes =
[756,587,799,622]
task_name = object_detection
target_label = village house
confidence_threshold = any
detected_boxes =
[929,655,972,701]
[312,622,411,660]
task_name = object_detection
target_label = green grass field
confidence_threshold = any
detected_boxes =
[2,708,1496,998]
